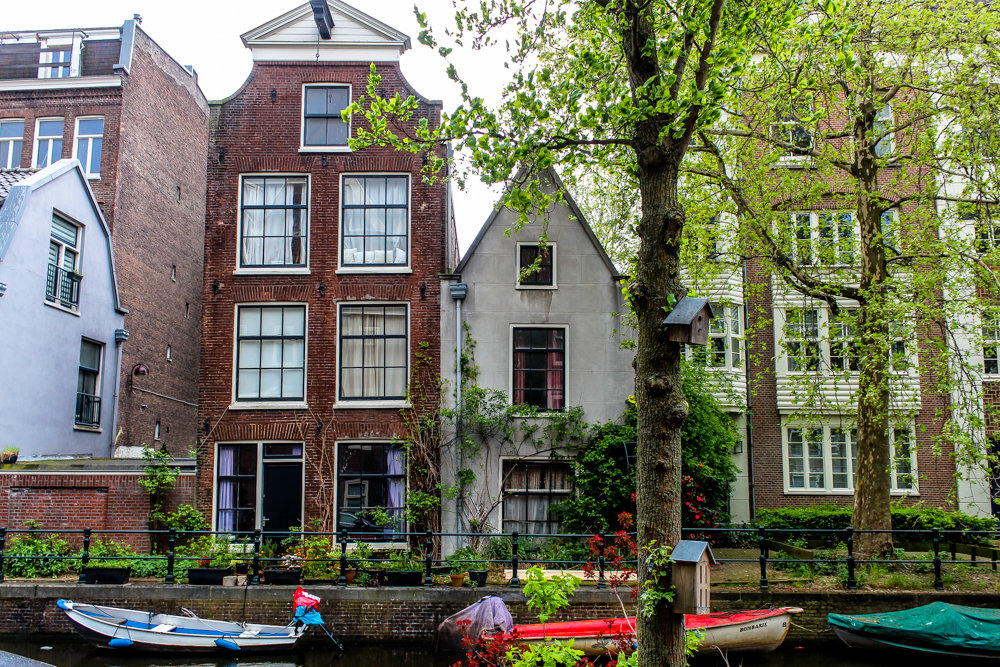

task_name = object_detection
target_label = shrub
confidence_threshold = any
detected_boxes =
[4,521,71,578]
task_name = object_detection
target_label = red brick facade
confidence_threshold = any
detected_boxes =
[198,60,448,530]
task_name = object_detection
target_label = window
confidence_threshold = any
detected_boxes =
[154,422,161,440]
[694,303,743,370]
[339,305,408,400]
[830,309,859,372]
[785,308,820,372]
[185,302,190,319]
[513,327,565,411]
[239,176,308,268]
[785,424,914,493]
[336,443,406,537]
[76,339,102,427]
[341,175,408,267]
[518,243,555,287]
[0,120,24,169]
[770,110,813,159]
[881,210,898,250]
[889,322,908,372]
[236,306,306,401]
[171,265,177,282]
[873,103,894,157]
[830,428,857,490]
[970,207,1000,254]
[166,345,172,362]
[787,212,856,266]
[303,85,350,147]
[501,461,572,534]
[984,314,999,375]
[891,428,915,490]
[787,427,824,489]
[38,49,70,78]
[73,117,103,177]
[46,215,81,311]
[34,119,63,168]
[216,443,258,533]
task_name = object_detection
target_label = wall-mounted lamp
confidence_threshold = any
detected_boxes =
[321,154,328,167]
[203,417,211,434]
[733,441,744,454]
[132,364,149,376]
[212,279,220,295]
[270,88,277,103]
[218,148,225,164]
[318,280,326,297]
[420,282,427,300]
[316,421,323,437]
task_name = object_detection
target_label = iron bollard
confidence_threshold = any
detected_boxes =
[338,529,348,587]
[845,527,856,590]
[933,528,943,590]
[597,532,606,589]
[0,527,6,583]
[425,530,434,587]
[758,526,769,590]
[250,529,261,585]
[78,528,91,584]
[509,531,520,587]
[165,529,176,585]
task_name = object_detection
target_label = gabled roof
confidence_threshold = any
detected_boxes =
[456,167,628,280]
[0,169,34,203]
[241,1,411,54]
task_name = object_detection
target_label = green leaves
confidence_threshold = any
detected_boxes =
[522,566,581,625]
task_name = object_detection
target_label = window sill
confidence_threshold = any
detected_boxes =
[783,489,919,496]
[772,158,814,169]
[233,267,312,276]
[74,424,102,433]
[299,146,352,153]
[85,174,100,180]
[335,267,412,275]
[516,285,558,290]
[44,301,80,317]
[333,401,411,410]
[228,401,309,411]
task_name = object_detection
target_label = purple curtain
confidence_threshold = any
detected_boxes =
[513,351,527,405]
[547,330,564,410]
[386,446,405,534]
[217,446,236,532]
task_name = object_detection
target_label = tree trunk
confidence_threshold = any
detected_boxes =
[633,160,688,667]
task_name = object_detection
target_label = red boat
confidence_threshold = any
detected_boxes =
[496,607,803,657]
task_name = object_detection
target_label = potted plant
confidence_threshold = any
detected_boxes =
[0,448,18,465]
[343,541,372,585]
[452,546,488,587]
[447,555,466,588]
[263,553,303,585]
[385,550,423,587]
[184,536,234,585]
[77,537,135,584]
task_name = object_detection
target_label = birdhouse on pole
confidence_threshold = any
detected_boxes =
[671,540,716,615]
[662,297,714,346]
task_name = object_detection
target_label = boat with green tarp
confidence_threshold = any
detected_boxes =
[828,602,1000,659]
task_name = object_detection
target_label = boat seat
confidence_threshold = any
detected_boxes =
[150,624,177,633]
[105,618,127,625]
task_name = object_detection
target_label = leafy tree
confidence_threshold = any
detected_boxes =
[347,0,770,660]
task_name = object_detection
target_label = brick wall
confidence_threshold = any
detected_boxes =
[198,61,448,528]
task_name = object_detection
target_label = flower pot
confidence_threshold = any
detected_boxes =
[450,573,466,588]
[0,453,17,465]
[187,567,232,585]
[83,567,130,585]
[234,563,249,575]
[263,568,301,585]
[468,570,488,587]
[365,569,387,586]
[386,570,423,587]
[345,568,356,585]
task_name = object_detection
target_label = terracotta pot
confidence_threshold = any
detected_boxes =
[450,573,465,588]
[345,568,356,584]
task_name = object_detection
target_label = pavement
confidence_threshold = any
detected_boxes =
[0,651,55,667]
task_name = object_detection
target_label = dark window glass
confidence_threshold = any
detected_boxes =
[501,461,572,535]
[339,305,408,400]
[217,443,257,533]
[513,328,565,411]
[519,245,553,285]
[336,443,405,538]
[341,176,409,266]
[263,443,303,458]
[236,306,306,401]
[303,86,349,146]
[240,176,308,267]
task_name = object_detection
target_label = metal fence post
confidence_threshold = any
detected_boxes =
[758,526,769,591]
[933,528,943,590]
[845,527,856,590]
[250,529,261,585]
[424,530,434,587]
[0,527,6,583]
[509,532,520,587]
[338,529,348,587]
[165,529,176,585]
[77,528,91,584]
[597,532,607,590]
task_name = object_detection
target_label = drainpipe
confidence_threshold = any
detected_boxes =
[110,328,130,457]
[741,261,756,520]
[449,283,468,536]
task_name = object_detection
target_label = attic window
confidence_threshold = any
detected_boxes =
[517,243,556,289]
[302,85,350,148]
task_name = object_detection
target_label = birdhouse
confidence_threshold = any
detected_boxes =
[671,540,716,615]
[662,298,714,346]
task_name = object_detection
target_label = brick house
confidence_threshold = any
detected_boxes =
[0,19,209,457]
[197,1,454,536]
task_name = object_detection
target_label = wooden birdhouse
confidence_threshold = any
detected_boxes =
[663,297,715,346]
[671,540,716,615]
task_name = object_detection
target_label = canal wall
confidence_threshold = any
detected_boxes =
[0,584,995,642]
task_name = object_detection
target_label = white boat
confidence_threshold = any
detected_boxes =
[57,599,306,652]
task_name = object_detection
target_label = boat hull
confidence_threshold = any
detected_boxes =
[832,625,1000,660]
[58,600,304,652]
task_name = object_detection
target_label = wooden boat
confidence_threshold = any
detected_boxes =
[494,607,803,657]
[829,602,1000,659]
[57,599,306,652]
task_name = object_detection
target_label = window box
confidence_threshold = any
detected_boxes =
[262,568,301,586]
[187,567,232,586]
[82,567,130,585]
[385,571,422,587]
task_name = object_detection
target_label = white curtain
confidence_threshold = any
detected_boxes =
[217,446,236,532]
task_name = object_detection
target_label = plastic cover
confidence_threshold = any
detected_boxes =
[435,595,514,651]
[828,602,1000,651]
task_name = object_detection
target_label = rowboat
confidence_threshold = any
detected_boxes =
[57,600,306,652]
[494,607,803,657]
[829,602,1000,659]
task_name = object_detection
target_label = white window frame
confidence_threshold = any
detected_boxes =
[0,119,25,169]
[336,173,412,274]
[72,116,104,178]
[211,440,306,533]
[874,103,894,158]
[331,440,408,545]
[787,211,857,266]
[38,48,71,79]
[32,117,64,169]
[46,213,83,314]
[984,313,999,375]
[770,112,814,163]
[782,422,917,495]
[299,83,352,153]
[509,323,569,412]
[334,302,411,409]
[229,302,309,410]
[515,242,557,289]
[233,173,312,275]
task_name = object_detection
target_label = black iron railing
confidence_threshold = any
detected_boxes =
[45,264,80,311]
[75,393,101,426]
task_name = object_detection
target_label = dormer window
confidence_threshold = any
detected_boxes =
[517,242,556,289]
[302,85,350,149]
[39,49,71,78]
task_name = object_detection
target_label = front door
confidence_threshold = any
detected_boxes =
[262,462,302,538]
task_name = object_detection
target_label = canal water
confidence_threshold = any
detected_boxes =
[0,638,934,667]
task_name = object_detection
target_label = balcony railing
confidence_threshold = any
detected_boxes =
[45,264,80,311]
[75,393,101,427]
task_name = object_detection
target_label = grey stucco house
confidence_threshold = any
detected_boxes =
[440,168,634,549]
[0,159,127,457]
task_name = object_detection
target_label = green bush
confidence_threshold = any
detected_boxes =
[757,503,997,545]
[4,522,71,578]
